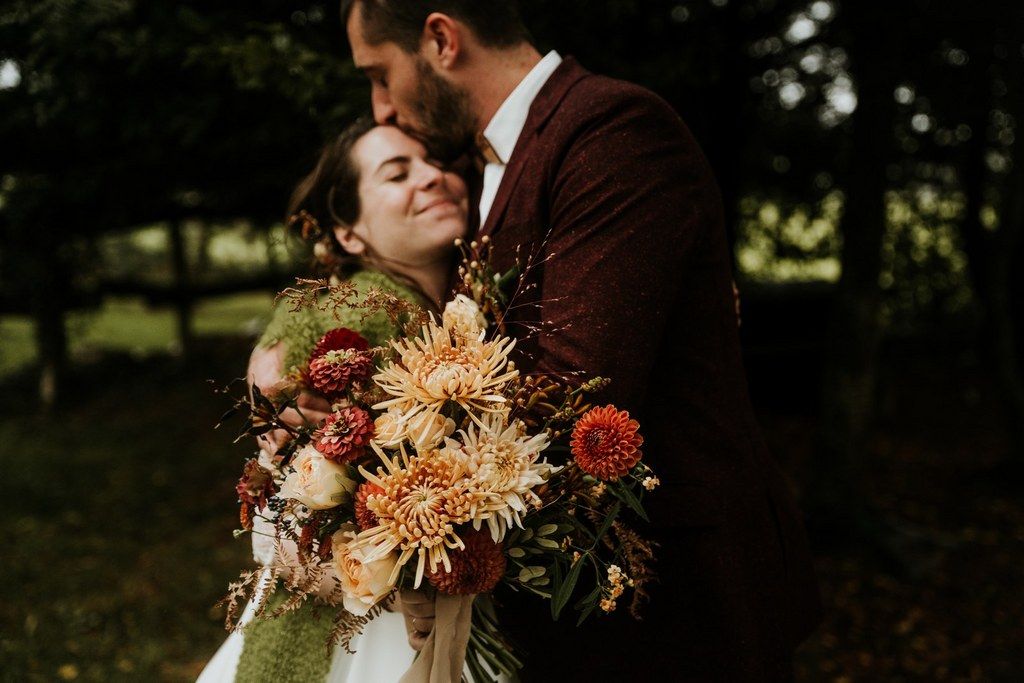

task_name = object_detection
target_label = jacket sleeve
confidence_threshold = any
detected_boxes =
[532,88,722,412]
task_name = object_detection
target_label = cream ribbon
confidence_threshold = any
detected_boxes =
[399,593,475,683]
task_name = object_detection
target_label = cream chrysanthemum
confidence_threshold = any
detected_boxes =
[452,413,555,541]
[355,444,494,587]
[372,321,518,424]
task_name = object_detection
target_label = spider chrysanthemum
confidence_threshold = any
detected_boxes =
[355,445,494,587]
[372,321,518,424]
[455,413,554,541]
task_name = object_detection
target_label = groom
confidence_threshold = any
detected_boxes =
[342,0,822,679]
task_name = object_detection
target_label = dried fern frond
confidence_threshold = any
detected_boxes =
[611,520,658,619]
[328,596,392,655]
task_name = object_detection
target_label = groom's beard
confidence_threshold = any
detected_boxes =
[409,57,477,164]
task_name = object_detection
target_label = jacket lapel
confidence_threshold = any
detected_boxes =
[478,57,591,238]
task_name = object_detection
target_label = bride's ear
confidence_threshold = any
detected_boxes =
[334,224,366,256]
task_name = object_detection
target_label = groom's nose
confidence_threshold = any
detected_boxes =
[371,85,397,125]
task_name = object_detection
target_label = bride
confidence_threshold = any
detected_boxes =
[198,118,472,682]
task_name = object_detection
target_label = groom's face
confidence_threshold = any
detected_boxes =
[347,4,477,162]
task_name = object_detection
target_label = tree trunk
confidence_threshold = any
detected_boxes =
[31,247,68,410]
[806,4,895,531]
[168,220,193,357]
[961,43,1024,463]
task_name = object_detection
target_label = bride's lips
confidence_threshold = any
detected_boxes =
[416,197,457,215]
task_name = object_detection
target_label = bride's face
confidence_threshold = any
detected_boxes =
[338,126,468,267]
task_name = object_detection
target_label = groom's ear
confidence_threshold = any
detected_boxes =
[421,12,461,69]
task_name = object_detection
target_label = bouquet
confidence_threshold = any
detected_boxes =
[220,235,660,681]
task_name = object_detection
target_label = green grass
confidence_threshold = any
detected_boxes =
[0,293,274,379]
[0,346,256,682]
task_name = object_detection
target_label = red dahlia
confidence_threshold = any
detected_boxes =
[569,405,644,481]
[354,482,384,530]
[314,406,375,463]
[236,459,275,508]
[311,327,369,361]
[308,350,375,397]
[427,528,507,595]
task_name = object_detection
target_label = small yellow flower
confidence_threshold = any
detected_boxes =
[590,482,607,499]
[599,598,617,613]
[642,476,661,491]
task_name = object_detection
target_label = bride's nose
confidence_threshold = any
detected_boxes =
[415,161,444,191]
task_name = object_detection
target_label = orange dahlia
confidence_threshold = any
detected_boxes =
[427,528,506,595]
[314,406,375,463]
[354,482,384,530]
[569,405,644,481]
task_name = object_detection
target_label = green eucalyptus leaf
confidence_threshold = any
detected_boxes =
[507,547,526,559]
[613,481,649,522]
[537,523,558,537]
[595,501,621,541]
[536,537,561,549]
[551,556,585,620]
[518,566,546,582]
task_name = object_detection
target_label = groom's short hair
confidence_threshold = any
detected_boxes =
[342,0,531,52]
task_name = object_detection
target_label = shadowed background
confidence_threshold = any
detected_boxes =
[2,0,1023,680]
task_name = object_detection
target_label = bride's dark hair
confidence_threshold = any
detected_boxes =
[287,117,376,276]
[287,118,437,307]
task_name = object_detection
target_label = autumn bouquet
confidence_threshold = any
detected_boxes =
[221,238,660,682]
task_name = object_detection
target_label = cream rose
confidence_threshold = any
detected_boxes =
[372,408,407,449]
[332,525,399,615]
[442,294,487,337]
[278,445,356,510]
[407,410,457,451]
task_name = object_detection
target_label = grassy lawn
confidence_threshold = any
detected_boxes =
[0,340,260,682]
[0,293,274,378]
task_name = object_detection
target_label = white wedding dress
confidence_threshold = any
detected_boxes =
[196,517,416,683]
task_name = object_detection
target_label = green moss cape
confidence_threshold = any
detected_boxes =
[236,269,421,683]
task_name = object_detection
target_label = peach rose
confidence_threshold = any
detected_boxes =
[278,445,356,510]
[331,525,399,615]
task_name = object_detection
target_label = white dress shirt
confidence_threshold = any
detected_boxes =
[478,51,563,225]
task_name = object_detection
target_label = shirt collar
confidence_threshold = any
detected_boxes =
[481,51,563,165]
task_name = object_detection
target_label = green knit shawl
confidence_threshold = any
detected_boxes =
[258,269,423,372]
[236,269,421,683]
[234,593,336,683]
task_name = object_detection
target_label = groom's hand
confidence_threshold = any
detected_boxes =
[396,587,436,651]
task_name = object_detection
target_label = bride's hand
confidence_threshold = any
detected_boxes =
[248,344,333,456]
[394,588,436,651]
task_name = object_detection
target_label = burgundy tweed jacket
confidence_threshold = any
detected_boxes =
[472,58,822,680]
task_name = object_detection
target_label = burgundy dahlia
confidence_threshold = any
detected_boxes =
[427,528,507,595]
[314,406,375,463]
[236,459,275,508]
[311,327,369,361]
[308,350,375,397]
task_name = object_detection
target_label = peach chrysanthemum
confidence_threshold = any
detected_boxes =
[372,321,518,424]
[453,412,555,541]
[355,445,493,587]
[570,405,644,481]
[427,527,506,595]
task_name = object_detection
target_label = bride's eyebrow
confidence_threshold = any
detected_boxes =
[375,156,411,175]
